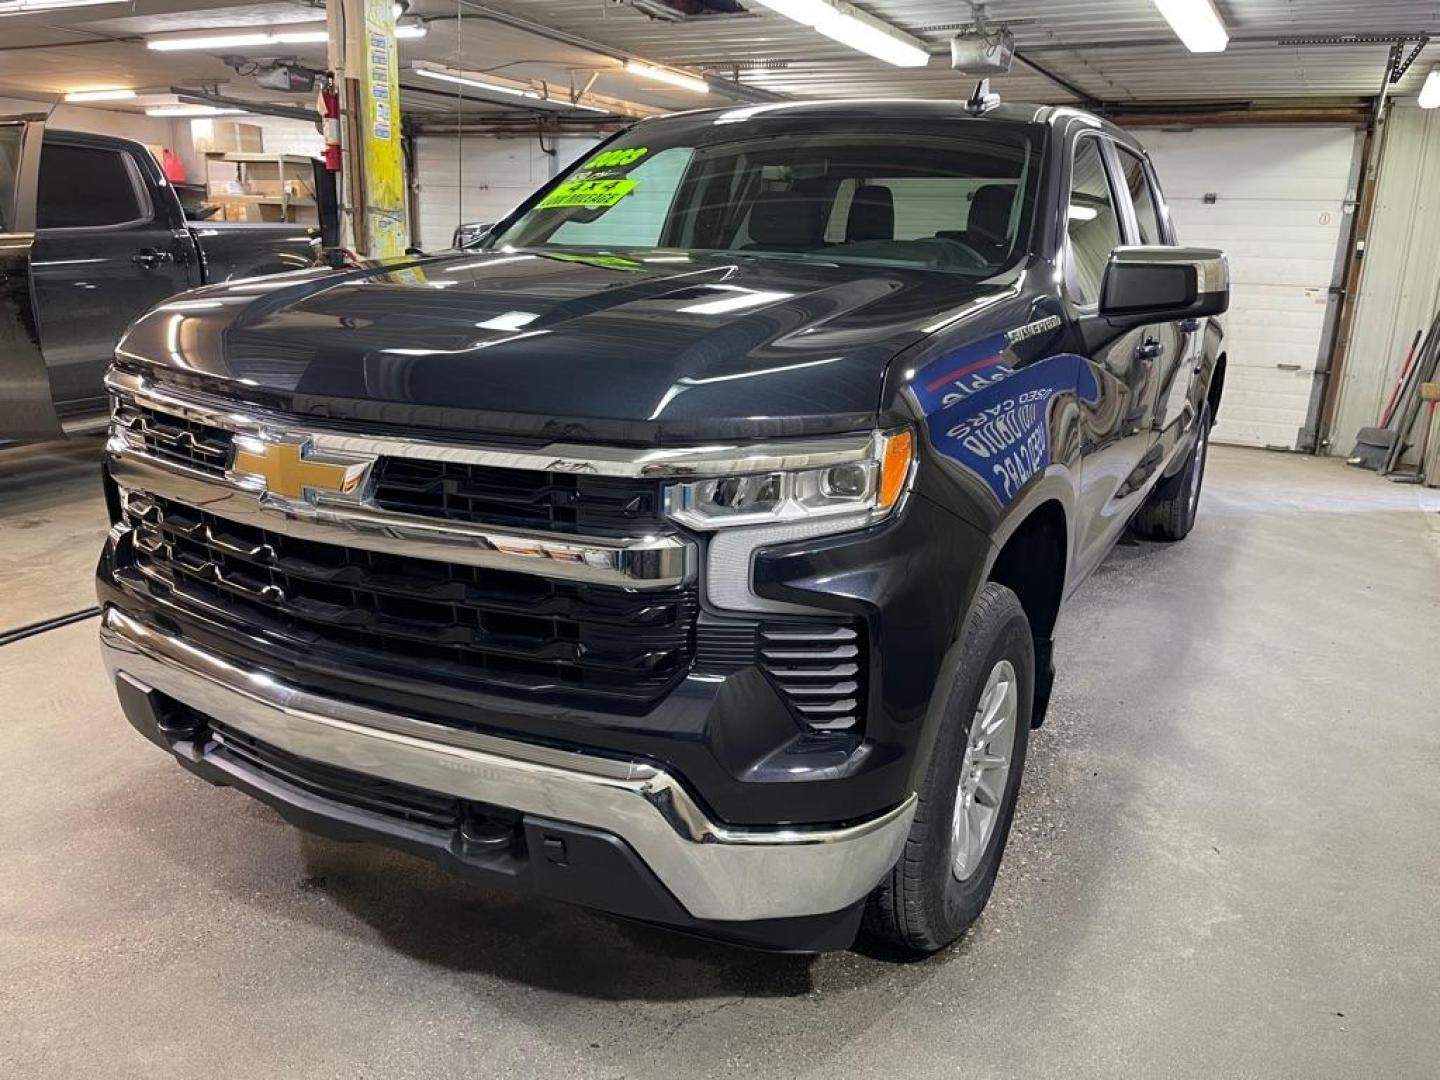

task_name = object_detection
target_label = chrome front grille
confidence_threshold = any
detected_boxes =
[104,375,692,590]
[372,458,666,538]
[113,403,232,477]
[120,494,698,708]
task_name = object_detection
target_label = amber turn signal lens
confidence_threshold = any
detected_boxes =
[877,429,914,512]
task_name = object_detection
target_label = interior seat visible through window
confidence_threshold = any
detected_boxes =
[744,189,826,251]
[845,185,894,243]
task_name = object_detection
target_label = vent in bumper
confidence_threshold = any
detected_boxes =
[211,720,463,831]
[696,618,868,735]
[760,623,865,733]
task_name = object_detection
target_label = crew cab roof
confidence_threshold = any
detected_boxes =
[653,98,1145,154]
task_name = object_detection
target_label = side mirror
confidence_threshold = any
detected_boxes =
[452,222,494,250]
[1100,246,1229,326]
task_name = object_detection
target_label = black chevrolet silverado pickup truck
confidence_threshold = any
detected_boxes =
[0,116,320,443]
[96,98,1228,954]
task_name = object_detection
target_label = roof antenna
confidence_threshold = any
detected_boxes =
[964,77,1001,115]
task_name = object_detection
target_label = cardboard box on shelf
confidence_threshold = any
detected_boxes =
[194,121,264,154]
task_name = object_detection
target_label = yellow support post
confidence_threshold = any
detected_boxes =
[328,0,408,258]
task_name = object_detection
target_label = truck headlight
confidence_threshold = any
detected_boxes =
[665,429,915,530]
[666,429,916,615]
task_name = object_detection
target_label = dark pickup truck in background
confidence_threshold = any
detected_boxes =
[97,98,1228,954]
[0,115,320,443]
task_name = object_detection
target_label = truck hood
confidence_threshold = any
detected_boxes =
[118,249,1003,444]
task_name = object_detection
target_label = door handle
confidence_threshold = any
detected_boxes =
[132,248,175,270]
[1135,337,1165,362]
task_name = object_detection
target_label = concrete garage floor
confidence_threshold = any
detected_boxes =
[2,444,1438,1079]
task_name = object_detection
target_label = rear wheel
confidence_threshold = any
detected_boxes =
[1132,401,1212,542]
[864,582,1033,954]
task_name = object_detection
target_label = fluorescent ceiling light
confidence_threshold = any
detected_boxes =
[412,64,540,99]
[1068,204,1099,222]
[624,60,709,94]
[1421,67,1440,109]
[752,0,930,68]
[148,28,328,51]
[0,0,125,15]
[147,105,244,117]
[64,88,136,102]
[1152,0,1228,53]
[148,20,423,50]
[411,61,646,115]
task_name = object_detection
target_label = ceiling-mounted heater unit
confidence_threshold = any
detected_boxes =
[629,0,748,22]
[950,27,1014,74]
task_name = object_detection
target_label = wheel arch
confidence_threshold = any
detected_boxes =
[986,498,1068,644]
[985,495,1069,728]
[1207,350,1227,419]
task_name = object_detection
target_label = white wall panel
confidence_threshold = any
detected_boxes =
[1330,103,1440,459]
[413,134,600,252]
[1135,125,1361,448]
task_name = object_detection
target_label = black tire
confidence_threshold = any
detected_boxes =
[1132,401,1212,542]
[864,582,1034,954]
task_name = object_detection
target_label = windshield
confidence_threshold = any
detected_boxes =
[491,120,1040,277]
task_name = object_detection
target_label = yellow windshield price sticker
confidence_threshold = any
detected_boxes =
[538,178,638,209]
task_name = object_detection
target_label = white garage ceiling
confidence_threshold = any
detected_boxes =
[0,0,1433,124]
[516,0,1440,104]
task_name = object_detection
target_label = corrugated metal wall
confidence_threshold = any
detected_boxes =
[1329,103,1440,457]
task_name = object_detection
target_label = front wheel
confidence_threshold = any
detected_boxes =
[1133,401,1212,542]
[864,582,1034,954]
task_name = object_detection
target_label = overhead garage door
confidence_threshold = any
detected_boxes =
[1135,126,1362,449]
[413,134,601,252]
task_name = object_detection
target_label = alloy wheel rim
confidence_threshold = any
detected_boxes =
[951,658,1019,881]
[1190,421,1209,519]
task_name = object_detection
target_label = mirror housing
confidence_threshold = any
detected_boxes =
[452,221,495,250]
[1100,246,1229,326]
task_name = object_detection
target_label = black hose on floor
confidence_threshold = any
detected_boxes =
[0,606,102,648]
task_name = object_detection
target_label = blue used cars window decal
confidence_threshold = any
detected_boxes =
[913,326,1100,504]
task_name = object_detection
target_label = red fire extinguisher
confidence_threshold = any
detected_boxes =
[319,74,341,173]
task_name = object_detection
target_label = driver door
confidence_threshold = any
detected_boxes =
[1067,134,1159,578]
[0,114,55,442]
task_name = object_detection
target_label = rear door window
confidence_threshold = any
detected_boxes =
[1116,148,1168,246]
[37,143,148,229]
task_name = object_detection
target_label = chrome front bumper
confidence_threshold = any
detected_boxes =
[99,608,915,923]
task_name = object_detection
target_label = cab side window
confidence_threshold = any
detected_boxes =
[37,143,147,229]
[1117,148,1168,246]
[1065,137,1121,306]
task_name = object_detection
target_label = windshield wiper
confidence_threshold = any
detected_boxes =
[726,250,842,267]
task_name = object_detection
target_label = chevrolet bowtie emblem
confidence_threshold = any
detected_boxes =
[229,436,373,501]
